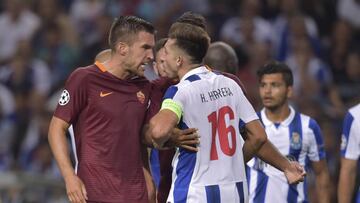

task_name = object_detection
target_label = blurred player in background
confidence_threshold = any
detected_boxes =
[204,41,238,75]
[247,61,330,203]
[338,103,360,203]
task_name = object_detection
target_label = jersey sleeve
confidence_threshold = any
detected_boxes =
[236,85,258,124]
[53,69,88,124]
[341,111,360,160]
[160,85,184,121]
[307,118,326,161]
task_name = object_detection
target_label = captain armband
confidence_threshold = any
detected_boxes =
[161,99,182,122]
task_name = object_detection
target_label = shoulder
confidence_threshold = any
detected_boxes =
[68,66,91,80]
[299,113,318,131]
[342,104,360,133]
[66,65,100,85]
[348,103,360,119]
[163,85,180,100]
[299,114,323,140]
[163,76,201,100]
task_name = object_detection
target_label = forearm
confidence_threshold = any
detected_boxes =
[242,120,267,162]
[48,119,75,180]
[338,168,356,203]
[142,124,155,147]
[149,110,178,148]
[143,166,156,203]
[315,171,330,203]
[256,140,290,172]
[149,125,172,149]
[242,140,260,163]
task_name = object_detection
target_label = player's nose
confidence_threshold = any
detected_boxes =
[146,49,154,61]
[263,85,271,94]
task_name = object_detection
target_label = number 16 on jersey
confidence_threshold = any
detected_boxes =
[208,106,237,160]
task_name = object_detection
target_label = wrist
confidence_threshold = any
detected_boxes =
[64,172,77,182]
[281,158,292,172]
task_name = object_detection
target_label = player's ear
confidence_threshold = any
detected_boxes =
[176,56,182,67]
[116,42,129,56]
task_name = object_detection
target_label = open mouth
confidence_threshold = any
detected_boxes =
[140,62,150,70]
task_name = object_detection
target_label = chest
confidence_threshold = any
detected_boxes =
[86,80,151,120]
[265,125,311,156]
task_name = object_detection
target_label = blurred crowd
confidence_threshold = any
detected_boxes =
[0,0,359,202]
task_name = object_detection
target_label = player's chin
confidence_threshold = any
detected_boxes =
[263,102,277,109]
[137,71,145,77]
[137,67,146,76]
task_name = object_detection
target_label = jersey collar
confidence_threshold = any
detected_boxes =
[94,61,107,72]
[260,106,296,127]
[180,66,209,82]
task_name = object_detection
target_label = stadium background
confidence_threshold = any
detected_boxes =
[0,0,359,202]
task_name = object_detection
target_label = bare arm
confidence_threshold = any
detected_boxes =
[243,119,289,171]
[244,120,306,183]
[312,160,330,203]
[338,158,357,203]
[256,140,290,172]
[242,120,267,162]
[148,109,179,148]
[141,147,156,203]
[48,116,87,203]
[243,119,295,171]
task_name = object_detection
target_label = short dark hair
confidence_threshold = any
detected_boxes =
[108,16,155,51]
[257,61,294,86]
[176,11,207,30]
[154,38,168,54]
[168,22,210,64]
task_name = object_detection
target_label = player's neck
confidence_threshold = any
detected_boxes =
[265,103,291,123]
[104,60,133,80]
[178,63,202,80]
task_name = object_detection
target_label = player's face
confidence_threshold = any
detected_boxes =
[259,73,292,110]
[126,31,155,77]
[154,48,167,77]
[160,39,181,79]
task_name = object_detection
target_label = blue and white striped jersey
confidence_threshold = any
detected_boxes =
[247,107,326,203]
[341,104,360,160]
[162,66,258,203]
[341,103,360,203]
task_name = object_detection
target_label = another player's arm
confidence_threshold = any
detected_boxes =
[141,146,156,203]
[257,141,306,184]
[338,158,357,203]
[242,120,267,162]
[251,131,292,172]
[143,84,198,150]
[245,124,306,184]
[48,116,87,203]
[146,84,200,149]
[311,160,330,203]
[149,108,179,148]
[338,111,359,203]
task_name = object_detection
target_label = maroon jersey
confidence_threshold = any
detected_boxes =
[54,62,152,203]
